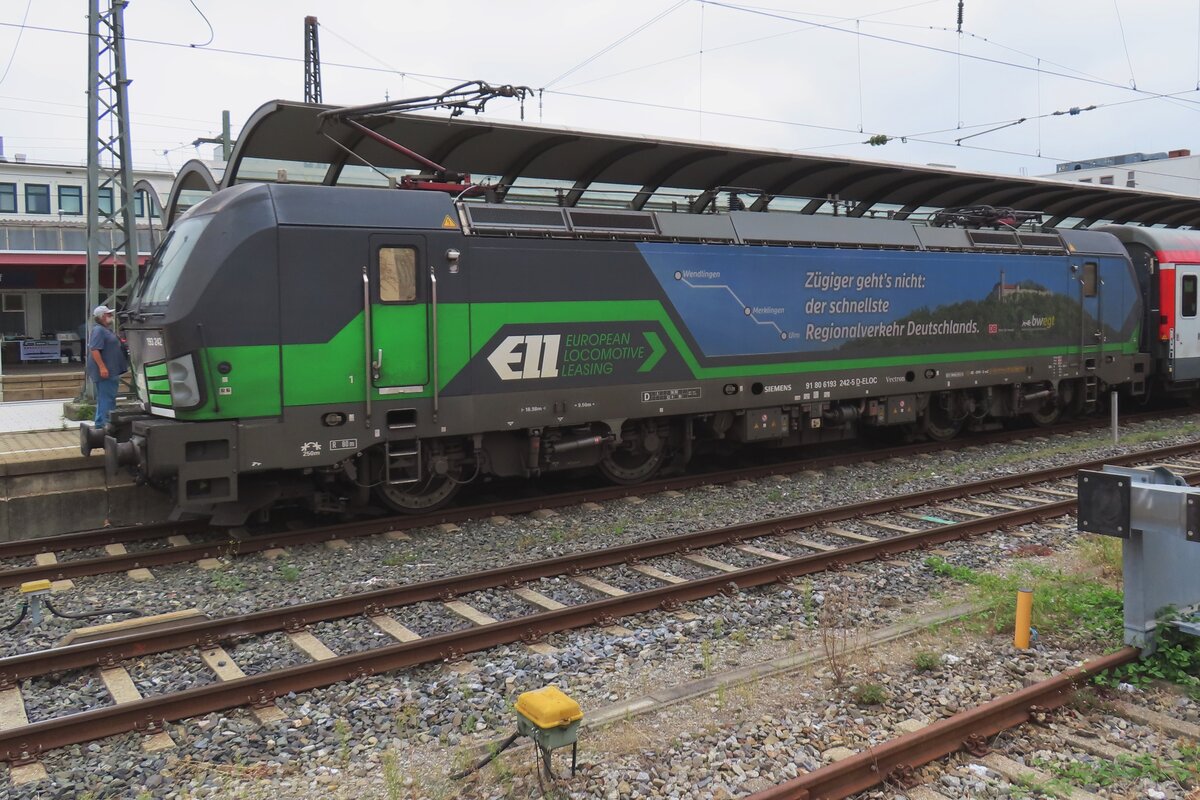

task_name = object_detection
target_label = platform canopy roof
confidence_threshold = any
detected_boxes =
[176,99,1200,230]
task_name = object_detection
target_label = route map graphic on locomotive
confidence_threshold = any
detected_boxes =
[641,245,1134,358]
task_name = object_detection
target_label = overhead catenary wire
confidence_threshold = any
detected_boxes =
[186,0,214,48]
[0,19,471,89]
[541,0,691,90]
[0,0,33,87]
[1,5,1194,178]
[555,0,939,92]
[320,24,444,93]
[1113,0,1137,89]
[697,0,1200,108]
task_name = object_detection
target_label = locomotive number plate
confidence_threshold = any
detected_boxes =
[329,438,359,451]
[641,387,701,403]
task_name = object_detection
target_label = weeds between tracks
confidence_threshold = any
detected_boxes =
[925,537,1200,699]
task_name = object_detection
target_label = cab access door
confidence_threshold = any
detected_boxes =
[1175,266,1200,380]
[369,235,429,392]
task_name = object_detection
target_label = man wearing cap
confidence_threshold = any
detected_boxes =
[86,305,127,426]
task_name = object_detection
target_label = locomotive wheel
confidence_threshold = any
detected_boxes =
[922,407,963,442]
[375,474,460,513]
[598,441,667,484]
[1028,401,1062,427]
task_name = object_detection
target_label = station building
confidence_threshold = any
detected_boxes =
[0,156,172,399]
[1043,149,1200,196]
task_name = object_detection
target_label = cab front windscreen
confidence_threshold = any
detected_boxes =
[137,215,211,305]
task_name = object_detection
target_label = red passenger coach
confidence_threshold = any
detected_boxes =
[1101,226,1200,386]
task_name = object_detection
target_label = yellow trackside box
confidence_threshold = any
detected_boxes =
[515,686,583,751]
[515,686,582,729]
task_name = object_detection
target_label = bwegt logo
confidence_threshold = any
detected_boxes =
[487,335,561,380]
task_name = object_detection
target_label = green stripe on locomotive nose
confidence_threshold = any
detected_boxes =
[147,378,170,393]
[145,364,168,379]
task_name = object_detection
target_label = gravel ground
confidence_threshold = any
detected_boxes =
[389,600,473,637]
[308,615,394,654]
[126,649,217,697]
[3,415,1200,798]
[21,668,113,723]
[530,575,607,606]
[227,632,312,675]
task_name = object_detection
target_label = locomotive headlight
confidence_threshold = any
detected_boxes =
[167,354,202,409]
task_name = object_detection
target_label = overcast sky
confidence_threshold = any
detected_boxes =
[1,0,1198,181]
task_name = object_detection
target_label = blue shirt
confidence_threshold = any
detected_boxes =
[86,324,127,380]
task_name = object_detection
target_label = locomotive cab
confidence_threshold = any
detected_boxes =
[94,182,476,523]
[96,183,284,520]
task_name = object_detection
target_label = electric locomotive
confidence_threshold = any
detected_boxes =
[85,178,1200,524]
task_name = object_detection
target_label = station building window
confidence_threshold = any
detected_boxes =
[134,190,144,217]
[25,184,50,214]
[0,183,15,213]
[97,187,114,216]
[59,185,83,215]
[0,293,25,335]
[1099,175,1114,186]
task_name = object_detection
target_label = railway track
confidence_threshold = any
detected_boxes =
[745,648,1199,800]
[0,408,1192,589]
[2,440,1200,769]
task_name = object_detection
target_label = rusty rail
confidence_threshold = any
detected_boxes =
[0,497,1073,685]
[0,407,1186,572]
[0,438,1183,760]
[0,519,205,560]
[2,442,1197,685]
[745,648,1141,800]
[4,436,1199,590]
[0,500,1121,763]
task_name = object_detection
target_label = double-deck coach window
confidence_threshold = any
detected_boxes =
[379,247,417,302]
[1183,275,1198,318]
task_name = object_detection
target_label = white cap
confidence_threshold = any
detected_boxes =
[93,305,114,318]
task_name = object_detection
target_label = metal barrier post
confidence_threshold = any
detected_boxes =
[1108,393,1118,443]
[1078,466,1200,650]
[1111,391,1119,444]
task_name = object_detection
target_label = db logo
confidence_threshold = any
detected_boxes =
[987,323,999,334]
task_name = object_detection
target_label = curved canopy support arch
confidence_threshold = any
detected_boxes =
[165,159,219,227]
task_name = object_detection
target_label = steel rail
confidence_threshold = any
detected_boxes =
[745,647,1142,800]
[2,442,1197,684]
[2,434,1198,590]
[0,407,1184,566]
[0,493,1122,763]
[0,499,1078,684]
[0,519,205,560]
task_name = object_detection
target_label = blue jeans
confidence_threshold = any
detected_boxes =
[94,376,120,426]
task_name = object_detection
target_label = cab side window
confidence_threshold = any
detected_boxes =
[379,247,417,303]
[1082,262,1098,297]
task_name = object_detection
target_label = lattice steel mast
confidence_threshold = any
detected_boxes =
[86,0,138,323]
[304,15,322,103]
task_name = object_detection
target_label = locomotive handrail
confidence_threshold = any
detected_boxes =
[430,262,440,423]
[361,266,372,429]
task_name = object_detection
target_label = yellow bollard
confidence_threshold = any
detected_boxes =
[1014,588,1033,649]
